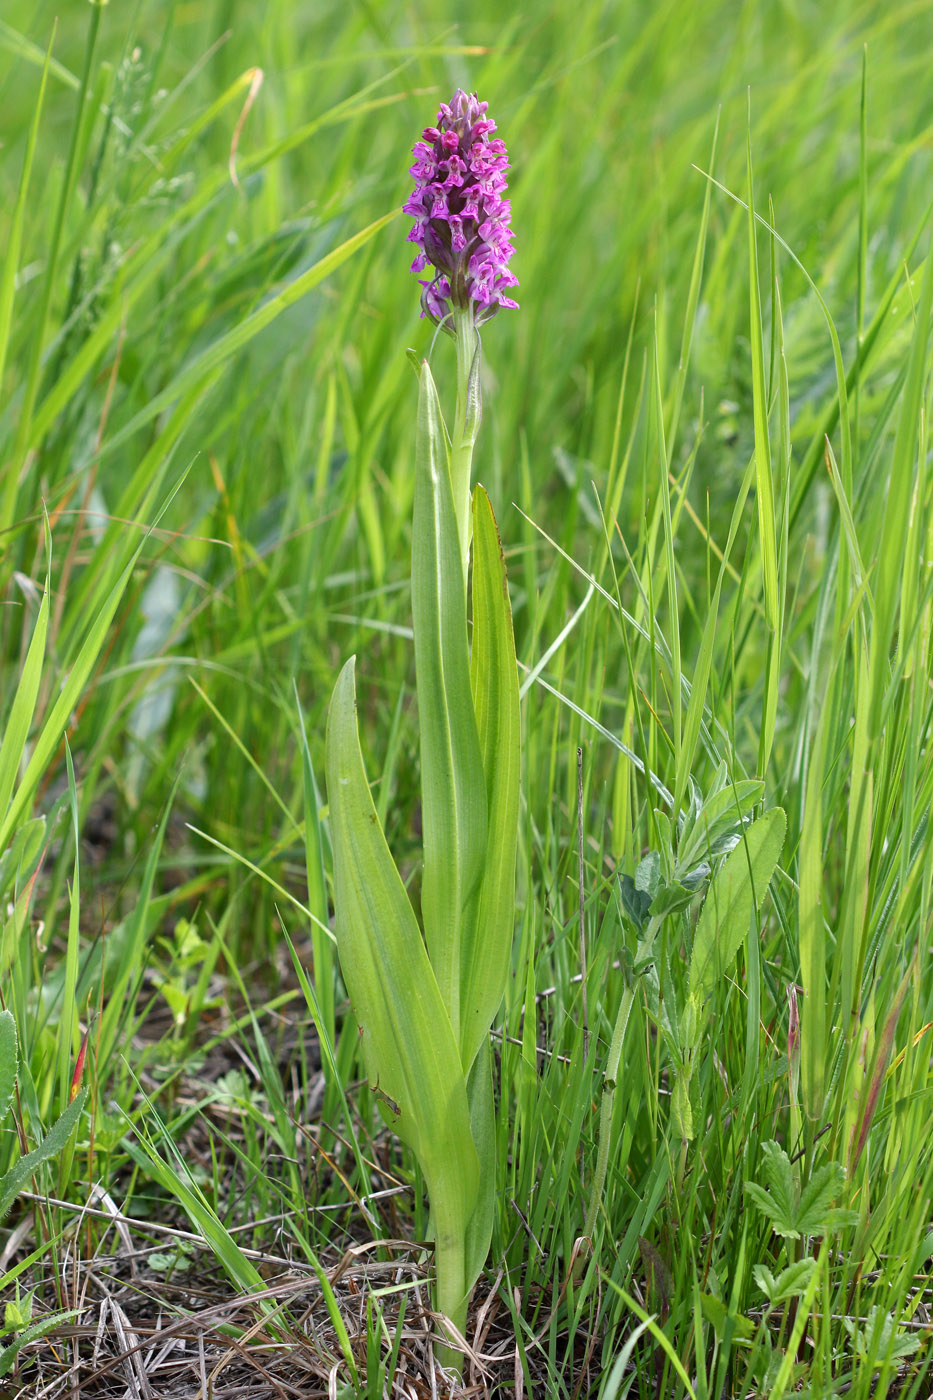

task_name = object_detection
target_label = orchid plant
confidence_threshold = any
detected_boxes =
[324,91,520,1365]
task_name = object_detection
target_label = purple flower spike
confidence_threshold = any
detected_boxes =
[404,90,518,329]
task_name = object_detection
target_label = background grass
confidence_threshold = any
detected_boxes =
[2,0,933,1395]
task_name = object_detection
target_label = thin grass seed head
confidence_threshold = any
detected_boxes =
[404,90,519,329]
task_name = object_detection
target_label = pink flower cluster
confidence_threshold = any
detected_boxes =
[403,90,518,327]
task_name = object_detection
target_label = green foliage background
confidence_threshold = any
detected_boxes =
[2,1,933,1395]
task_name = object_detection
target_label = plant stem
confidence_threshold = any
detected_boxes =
[451,306,480,585]
[584,917,660,1240]
[434,1217,468,1375]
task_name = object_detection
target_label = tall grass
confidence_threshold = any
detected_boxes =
[1,0,933,1394]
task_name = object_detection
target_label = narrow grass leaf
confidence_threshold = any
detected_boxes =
[0,29,52,406]
[868,234,933,738]
[746,117,779,629]
[0,548,141,852]
[96,211,399,460]
[0,576,48,823]
[799,703,829,1120]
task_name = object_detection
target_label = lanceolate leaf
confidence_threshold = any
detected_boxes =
[463,1037,497,1295]
[461,485,520,1074]
[412,362,487,1043]
[325,657,479,1267]
[0,1088,88,1225]
[689,807,786,1004]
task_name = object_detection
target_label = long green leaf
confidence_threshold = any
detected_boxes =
[463,1037,497,1297]
[689,807,786,1004]
[325,657,478,1295]
[0,548,141,852]
[0,1088,87,1224]
[0,29,52,408]
[92,210,399,462]
[0,580,48,825]
[120,1130,270,1299]
[461,485,520,1075]
[799,702,829,1121]
[867,233,933,739]
[746,117,779,630]
[412,362,487,1044]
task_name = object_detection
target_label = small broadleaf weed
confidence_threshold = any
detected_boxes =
[746,1140,859,1240]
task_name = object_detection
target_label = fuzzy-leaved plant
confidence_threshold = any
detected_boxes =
[324,91,520,1366]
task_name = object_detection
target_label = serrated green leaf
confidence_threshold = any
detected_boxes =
[753,1258,817,1303]
[325,658,478,1308]
[795,1161,852,1236]
[461,485,520,1075]
[844,1306,921,1366]
[689,807,785,1003]
[412,362,487,1044]
[747,1141,855,1242]
[753,1140,799,1237]
[0,1089,87,1225]
[698,1291,754,1342]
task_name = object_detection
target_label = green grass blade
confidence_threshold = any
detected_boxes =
[0,555,137,851]
[799,702,830,1121]
[0,29,52,409]
[867,233,933,739]
[94,210,399,462]
[653,320,682,777]
[0,575,48,823]
[0,546,141,852]
[3,3,102,532]
[746,115,779,631]
[120,1128,270,1299]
